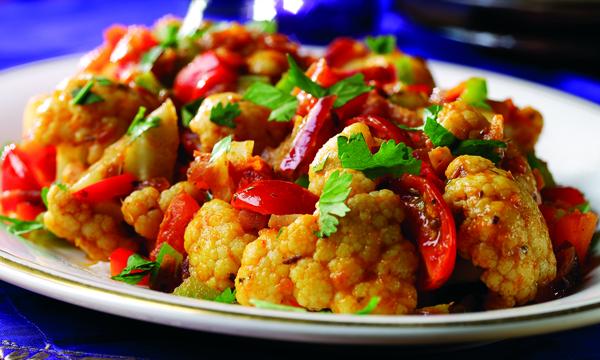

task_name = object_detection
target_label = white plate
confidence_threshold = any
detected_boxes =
[1,55,600,345]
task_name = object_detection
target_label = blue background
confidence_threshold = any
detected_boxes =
[1,0,599,358]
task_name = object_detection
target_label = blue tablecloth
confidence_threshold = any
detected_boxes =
[1,1,599,358]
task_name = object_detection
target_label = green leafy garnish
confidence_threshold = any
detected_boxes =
[577,202,592,213]
[127,107,161,142]
[134,72,162,94]
[365,35,396,54]
[526,152,556,188]
[423,105,506,163]
[243,82,298,122]
[181,98,204,128]
[94,76,114,86]
[453,139,507,163]
[287,55,327,98]
[111,254,158,285]
[246,20,278,34]
[210,135,233,163]
[394,56,414,85]
[326,73,373,107]
[41,187,49,208]
[140,24,179,73]
[337,133,421,179]
[295,174,310,188]
[275,72,295,94]
[460,77,491,110]
[423,105,457,148]
[0,215,44,236]
[214,288,237,304]
[238,75,270,93]
[71,80,104,105]
[250,299,307,312]
[316,170,352,238]
[210,103,241,128]
[356,296,381,315]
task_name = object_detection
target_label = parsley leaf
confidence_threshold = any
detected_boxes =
[460,77,491,110]
[238,75,270,93]
[287,54,327,98]
[276,72,295,94]
[210,135,233,163]
[295,174,310,188]
[71,80,104,105]
[453,139,507,163]
[0,215,44,236]
[181,98,204,128]
[250,299,307,312]
[423,104,458,148]
[140,24,179,73]
[317,170,352,238]
[210,102,240,128]
[327,73,373,107]
[111,254,159,285]
[526,152,555,188]
[394,56,414,85]
[94,76,114,86]
[127,107,161,142]
[134,72,162,94]
[243,82,298,122]
[41,187,49,208]
[337,133,421,179]
[356,296,381,315]
[246,20,278,34]
[365,35,396,54]
[214,288,237,304]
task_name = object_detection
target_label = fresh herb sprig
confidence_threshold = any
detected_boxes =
[316,170,353,238]
[209,102,241,128]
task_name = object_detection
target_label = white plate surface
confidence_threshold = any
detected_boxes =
[1,55,600,345]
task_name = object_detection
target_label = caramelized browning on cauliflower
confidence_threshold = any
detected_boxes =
[184,199,257,291]
[443,155,556,308]
[236,190,419,314]
[122,186,163,241]
[44,184,139,260]
[437,101,503,141]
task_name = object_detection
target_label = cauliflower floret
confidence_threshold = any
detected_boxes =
[443,155,556,308]
[158,181,205,212]
[308,123,376,197]
[184,199,257,292]
[121,187,163,240]
[44,184,139,260]
[437,101,503,141]
[236,190,419,314]
[23,74,159,180]
[189,92,289,154]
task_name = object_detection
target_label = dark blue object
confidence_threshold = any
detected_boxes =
[1,0,600,358]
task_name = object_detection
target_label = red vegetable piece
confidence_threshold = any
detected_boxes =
[173,51,238,103]
[15,202,45,221]
[280,95,337,176]
[405,84,433,96]
[443,82,466,103]
[110,26,158,66]
[72,173,137,203]
[109,248,149,286]
[232,180,319,216]
[20,144,56,188]
[393,174,457,290]
[151,192,200,259]
[1,144,40,192]
[344,115,412,145]
[334,92,369,121]
[541,187,586,208]
[325,37,368,68]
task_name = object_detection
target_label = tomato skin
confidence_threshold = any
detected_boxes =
[72,173,137,203]
[109,248,149,286]
[151,192,200,259]
[232,180,319,216]
[443,82,465,103]
[280,95,337,176]
[392,174,457,290]
[405,84,433,96]
[344,115,411,145]
[541,187,586,208]
[173,51,238,104]
[20,144,56,188]
[324,37,368,68]
[1,145,40,192]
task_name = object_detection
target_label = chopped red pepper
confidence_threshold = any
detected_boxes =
[109,248,149,286]
[1,145,40,192]
[443,82,466,103]
[344,115,412,145]
[19,143,56,188]
[541,187,586,208]
[405,84,433,96]
[280,95,337,176]
[151,192,200,259]
[72,173,137,203]
[232,180,319,216]
[324,37,368,68]
[173,51,238,104]
[392,174,457,290]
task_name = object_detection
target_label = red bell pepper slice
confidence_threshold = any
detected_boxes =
[392,174,457,290]
[443,82,466,103]
[541,187,586,208]
[280,95,337,176]
[325,37,368,68]
[151,192,200,259]
[109,248,149,286]
[344,115,412,146]
[20,144,56,188]
[173,51,238,104]
[541,205,598,263]
[1,145,40,192]
[405,84,433,96]
[72,173,137,203]
[232,180,319,215]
